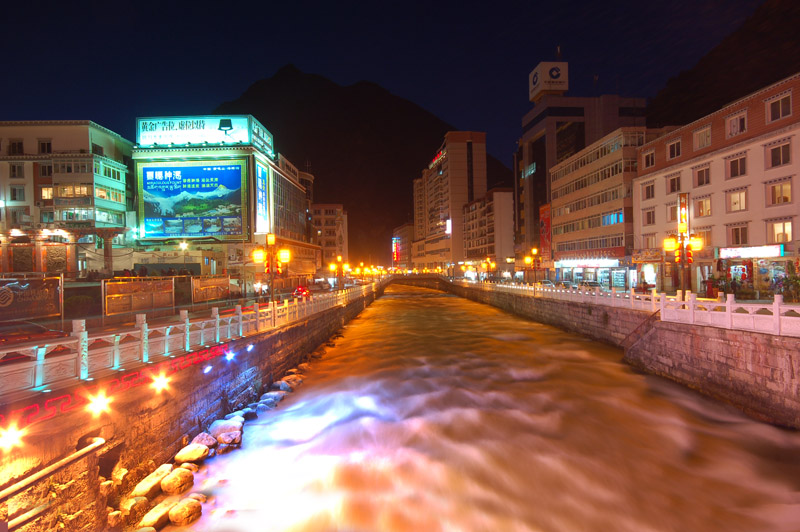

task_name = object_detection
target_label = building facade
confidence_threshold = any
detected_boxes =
[549,127,667,290]
[412,131,488,272]
[514,61,647,276]
[633,73,800,296]
[311,203,348,266]
[462,188,515,279]
[392,222,414,271]
[0,120,133,274]
[132,115,318,294]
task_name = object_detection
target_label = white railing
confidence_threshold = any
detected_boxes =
[452,277,800,338]
[0,281,385,401]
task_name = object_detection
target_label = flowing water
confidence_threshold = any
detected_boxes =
[181,285,800,532]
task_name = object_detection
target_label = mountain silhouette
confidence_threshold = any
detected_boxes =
[214,64,512,264]
[648,0,800,127]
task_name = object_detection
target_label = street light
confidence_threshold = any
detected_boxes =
[179,241,188,264]
[531,248,540,284]
[663,193,703,293]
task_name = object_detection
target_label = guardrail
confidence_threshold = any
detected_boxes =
[0,282,385,401]
[452,278,800,338]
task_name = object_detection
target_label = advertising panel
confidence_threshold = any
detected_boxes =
[138,159,247,240]
[255,162,270,234]
[528,62,569,102]
[0,277,61,320]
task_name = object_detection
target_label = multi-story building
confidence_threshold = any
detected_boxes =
[133,115,318,293]
[311,203,348,266]
[391,222,414,271]
[0,120,133,274]
[633,73,800,295]
[514,61,646,276]
[412,131,488,272]
[462,188,515,279]
[549,127,668,290]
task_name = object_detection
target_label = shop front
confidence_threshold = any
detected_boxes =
[718,244,796,300]
[555,258,630,290]
[632,249,663,293]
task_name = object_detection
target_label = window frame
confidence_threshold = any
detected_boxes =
[727,155,747,179]
[726,111,747,138]
[667,139,682,160]
[767,220,792,244]
[643,150,655,169]
[694,166,710,187]
[726,188,748,213]
[643,208,656,226]
[693,126,711,150]
[768,142,791,169]
[694,197,712,218]
[666,204,678,223]
[766,179,792,206]
[666,174,681,194]
[766,92,792,123]
[729,225,749,246]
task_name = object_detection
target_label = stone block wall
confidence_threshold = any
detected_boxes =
[1,290,379,531]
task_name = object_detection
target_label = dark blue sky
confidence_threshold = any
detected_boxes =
[1,0,762,162]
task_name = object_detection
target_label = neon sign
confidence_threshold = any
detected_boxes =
[428,149,447,169]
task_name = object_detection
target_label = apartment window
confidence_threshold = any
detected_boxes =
[667,139,681,160]
[10,185,25,201]
[642,181,655,200]
[694,127,711,150]
[40,211,54,223]
[9,163,24,179]
[768,220,792,244]
[767,93,791,123]
[694,197,711,217]
[666,204,678,222]
[91,143,104,156]
[41,186,53,200]
[40,164,53,177]
[728,155,746,178]
[695,228,712,249]
[38,140,52,154]
[643,151,655,169]
[726,112,747,138]
[730,225,748,246]
[767,180,791,205]
[643,209,656,226]
[8,140,23,155]
[695,167,710,187]
[667,174,681,194]
[643,234,656,249]
[727,189,747,212]
[769,142,791,168]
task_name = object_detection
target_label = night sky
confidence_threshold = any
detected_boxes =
[2,0,762,162]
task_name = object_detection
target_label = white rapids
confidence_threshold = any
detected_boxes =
[175,284,800,532]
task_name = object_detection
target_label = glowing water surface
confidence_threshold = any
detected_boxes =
[181,285,800,532]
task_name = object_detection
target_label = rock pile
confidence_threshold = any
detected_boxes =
[108,365,308,530]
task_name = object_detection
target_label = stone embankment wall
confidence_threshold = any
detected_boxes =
[1,290,380,531]
[393,277,800,429]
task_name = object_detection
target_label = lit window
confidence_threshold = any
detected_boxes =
[769,143,791,168]
[768,220,792,244]
[726,112,746,137]
[767,181,791,206]
[694,197,711,217]
[767,93,791,123]
[667,140,681,160]
[41,186,53,200]
[693,127,711,150]
[727,189,747,212]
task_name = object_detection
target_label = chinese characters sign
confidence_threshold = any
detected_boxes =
[255,163,271,234]
[138,159,247,240]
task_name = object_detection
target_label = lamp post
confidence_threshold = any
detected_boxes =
[267,233,276,303]
[179,241,188,265]
[663,193,703,294]
[531,248,539,284]
[524,255,532,284]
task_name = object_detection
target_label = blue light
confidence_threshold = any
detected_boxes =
[203,365,213,374]
[247,344,254,352]
[225,352,235,361]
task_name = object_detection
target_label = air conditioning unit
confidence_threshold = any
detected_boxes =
[35,201,43,207]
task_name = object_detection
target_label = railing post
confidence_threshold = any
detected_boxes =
[659,292,666,319]
[164,325,171,357]
[773,294,783,335]
[136,313,149,363]
[180,309,190,352]
[676,290,683,304]
[611,287,617,306]
[72,319,89,380]
[235,304,243,337]
[687,293,696,324]
[725,293,734,329]
[253,302,260,332]
[34,346,46,387]
[112,334,121,369]
[650,288,657,312]
[212,307,220,343]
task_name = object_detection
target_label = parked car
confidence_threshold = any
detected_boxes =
[0,320,70,346]
[555,281,577,289]
[292,286,311,299]
[536,280,555,288]
[578,280,603,290]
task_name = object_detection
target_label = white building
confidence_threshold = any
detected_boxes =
[462,188,515,279]
[311,203,348,266]
[633,73,800,296]
[0,120,133,274]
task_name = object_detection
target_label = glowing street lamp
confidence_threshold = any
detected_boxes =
[87,391,112,417]
[0,424,25,452]
[151,373,171,393]
[663,193,703,293]
[179,241,188,264]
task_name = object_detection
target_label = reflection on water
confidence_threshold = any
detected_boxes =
[183,285,800,532]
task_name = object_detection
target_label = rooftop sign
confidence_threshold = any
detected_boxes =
[136,115,275,159]
[529,62,569,103]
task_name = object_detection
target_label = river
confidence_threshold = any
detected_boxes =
[180,284,800,532]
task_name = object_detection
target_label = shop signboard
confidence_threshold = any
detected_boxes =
[719,245,783,259]
[138,159,248,241]
[255,162,270,234]
[0,277,61,320]
[539,204,552,260]
[632,249,663,263]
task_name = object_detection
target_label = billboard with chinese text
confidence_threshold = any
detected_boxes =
[138,159,247,240]
[255,162,270,234]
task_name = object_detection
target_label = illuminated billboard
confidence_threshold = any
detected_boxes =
[138,159,248,240]
[136,115,275,159]
[255,162,270,234]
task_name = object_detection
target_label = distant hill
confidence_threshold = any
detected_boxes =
[648,0,800,127]
[215,64,512,264]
